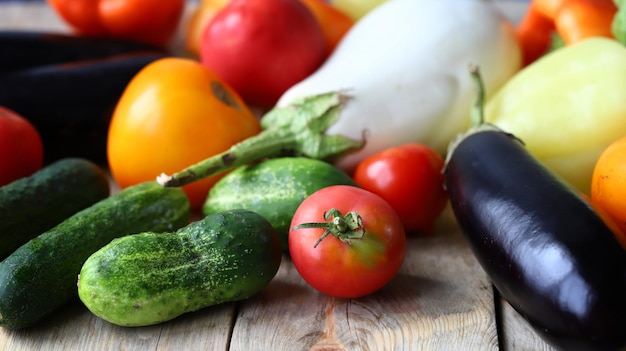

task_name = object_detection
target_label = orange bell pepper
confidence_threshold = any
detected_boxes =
[516,0,617,65]
[46,0,185,47]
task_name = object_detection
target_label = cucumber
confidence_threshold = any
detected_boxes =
[0,181,190,330]
[203,157,358,251]
[0,158,110,259]
[78,209,282,327]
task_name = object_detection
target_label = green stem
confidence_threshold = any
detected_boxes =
[469,64,486,128]
[444,65,508,168]
[157,91,364,188]
[291,208,366,248]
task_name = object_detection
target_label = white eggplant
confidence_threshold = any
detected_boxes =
[157,0,521,188]
[278,0,522,171]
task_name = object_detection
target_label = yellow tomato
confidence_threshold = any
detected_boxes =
[591,135,626,241]
[107,57,261,209]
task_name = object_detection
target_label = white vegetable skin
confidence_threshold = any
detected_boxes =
[277,0,522,171]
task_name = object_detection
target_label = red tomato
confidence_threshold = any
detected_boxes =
[353,143,448,235]
[200,0,327,109]
[0,107,44,186]
[289,185,406,298]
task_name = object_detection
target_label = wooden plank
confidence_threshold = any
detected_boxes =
[230,209,500,351]
[499,300,557,351]
[0,299,235,351]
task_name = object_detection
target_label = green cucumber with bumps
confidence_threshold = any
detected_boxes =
[0,158,110,259]
[203,157,358,250]
[0,181,190,329]
[78,209,282,327]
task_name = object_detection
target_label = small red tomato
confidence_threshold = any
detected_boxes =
[353,143,447,235]
[0,107,44,186]
[200,0,327,109]
[289,185,406,298]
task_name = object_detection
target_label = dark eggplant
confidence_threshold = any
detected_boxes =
[0,51,169,164]
[0,31,167,75]
[443,67,626,351]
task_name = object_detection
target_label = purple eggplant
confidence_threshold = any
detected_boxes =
[443,66,626,351]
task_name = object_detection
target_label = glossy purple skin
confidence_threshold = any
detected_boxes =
[444,130,626,351]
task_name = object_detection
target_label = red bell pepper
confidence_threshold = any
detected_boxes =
[516,0,617,66]
[47,0,185,46]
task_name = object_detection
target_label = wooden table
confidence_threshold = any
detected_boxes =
[0,2,556,350]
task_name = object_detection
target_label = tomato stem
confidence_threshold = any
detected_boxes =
[157,92,364,187]
[291,208,366,248]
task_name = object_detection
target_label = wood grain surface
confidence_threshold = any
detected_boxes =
[0,2,557,350]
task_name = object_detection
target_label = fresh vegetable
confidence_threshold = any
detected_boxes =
[46,0,185,46]
[108,57,260,209]
[0,31,166,75]
[79,209,281,327]
[485,37,626,195]
[0,52,167,164]
[515,0,556,66]
[186,0,353,58]
[0,158,109,259]
[516,0,618,65]
[0,181,190,330]
[591,135,626,241]
[157,0,520,188]
[203,157,358,251]
[445,66,626,351]
[0,106,43,186]
[200,0,327,109]
[300,0,355,55]
[289,185,405,298]
[277,0,520,171]
[353,143,447,235]
[329,0,386,20]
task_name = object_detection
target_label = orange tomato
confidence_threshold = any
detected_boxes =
[47,0,185,46]
[591,135,626,241]
[300,0,355,55]
[107,57,261,209]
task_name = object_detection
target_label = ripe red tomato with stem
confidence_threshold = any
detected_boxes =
[0,107,44,186]
[353,143,448,235]
[199,0,327,110]
[289,185,406,298]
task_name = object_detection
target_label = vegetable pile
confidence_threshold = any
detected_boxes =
[1,0,626,349]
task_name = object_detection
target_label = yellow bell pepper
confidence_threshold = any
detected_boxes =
[486,37,626,194]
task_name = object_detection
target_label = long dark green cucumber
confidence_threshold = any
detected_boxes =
[78,209,282,327]
[0,158,110,259]
[0,181,190,330]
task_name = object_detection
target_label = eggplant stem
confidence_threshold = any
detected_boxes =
[469,64,486,128]
[157,92,364,188]
[291,208,366,248]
